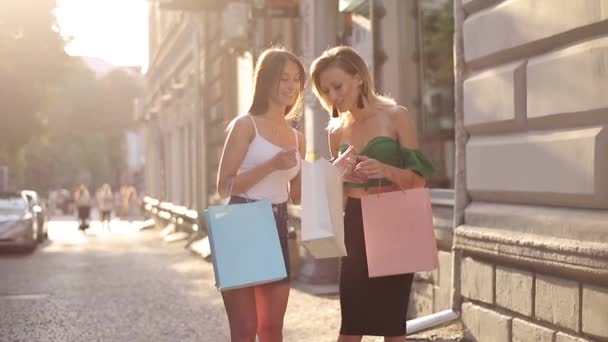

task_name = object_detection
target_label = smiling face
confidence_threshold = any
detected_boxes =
[249,48,306,120]
[269,60,302,108]
[318,65,362,113]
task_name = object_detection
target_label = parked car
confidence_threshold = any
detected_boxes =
[0,191,38,252]
[21,190,48,242]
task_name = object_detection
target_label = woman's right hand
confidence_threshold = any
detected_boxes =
[342,168,368,183]
[333,147,367,183]
[333,153,355,175]
[271,148,298,170]
[334,155,368,183]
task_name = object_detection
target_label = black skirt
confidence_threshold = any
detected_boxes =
[228,196,290,279]
[339,197,414,336]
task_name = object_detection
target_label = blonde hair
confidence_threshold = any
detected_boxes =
[310,46,395,131]
[248,47,306,121]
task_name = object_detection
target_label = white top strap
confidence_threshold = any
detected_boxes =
[293,128,299,148]
[248,115,259,135]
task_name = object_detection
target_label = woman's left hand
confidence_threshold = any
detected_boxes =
[354,156,387,179]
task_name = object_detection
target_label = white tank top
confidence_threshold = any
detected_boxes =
[237,115,301,204]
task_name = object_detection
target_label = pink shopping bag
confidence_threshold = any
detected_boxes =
[361,187,438,277]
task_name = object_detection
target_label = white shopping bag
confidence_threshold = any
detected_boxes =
[301,158,347,259]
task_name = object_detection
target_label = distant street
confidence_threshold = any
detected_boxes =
[0,217,346,342]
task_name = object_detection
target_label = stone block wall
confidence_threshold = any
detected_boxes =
[455,0,608,341]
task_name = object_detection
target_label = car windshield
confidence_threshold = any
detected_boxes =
[0,196,27,215]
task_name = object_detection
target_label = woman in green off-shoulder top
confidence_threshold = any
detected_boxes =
[310,46,436,342]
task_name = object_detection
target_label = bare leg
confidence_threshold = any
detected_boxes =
[385,336,406,342]
[254,281,290,342]
[222,286,258,342]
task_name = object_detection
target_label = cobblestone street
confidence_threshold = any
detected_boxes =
[1,218,459,342]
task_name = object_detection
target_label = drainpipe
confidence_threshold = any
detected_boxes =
[405,0,467,335]
[449,0,468,317]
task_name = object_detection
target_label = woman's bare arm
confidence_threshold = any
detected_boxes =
[216,116,277,198]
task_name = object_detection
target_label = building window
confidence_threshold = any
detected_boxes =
[418,0,455,189]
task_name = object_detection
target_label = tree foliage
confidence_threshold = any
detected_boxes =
[18,60,143,194]
[0,0,69,158]
[0,1,143,193]
[421,0,454,88]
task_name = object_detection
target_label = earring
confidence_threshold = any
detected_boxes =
[357,94,364,109]
[332,106,339,118]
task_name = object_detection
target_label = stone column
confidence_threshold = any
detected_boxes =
[374,0,422,131]
[300,0,338,161]
[297,0,340,284]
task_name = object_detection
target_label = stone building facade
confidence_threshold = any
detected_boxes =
[454,1,608,341]
[137,1,608,341]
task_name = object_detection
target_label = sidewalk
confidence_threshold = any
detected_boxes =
[177,229,464,341]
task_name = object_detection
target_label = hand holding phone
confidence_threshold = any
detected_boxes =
[272,147,298,170]
[333,145,355,175]
[333,146,368,183]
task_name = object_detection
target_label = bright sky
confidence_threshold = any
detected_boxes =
[54,0,149,70]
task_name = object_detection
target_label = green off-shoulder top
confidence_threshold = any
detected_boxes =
[338,136,436,188]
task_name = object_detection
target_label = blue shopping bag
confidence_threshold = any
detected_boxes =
[204,199,287,290]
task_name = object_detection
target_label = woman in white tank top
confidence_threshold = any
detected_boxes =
[216,47,306,342]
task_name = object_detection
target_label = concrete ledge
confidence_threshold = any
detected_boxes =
[188,236,212,259]
[465,202,608,243]
[159,223,176,237]
[454,225,608,283]
[430,189,456,207]
[460,0,503,16]
[163,231,189,243]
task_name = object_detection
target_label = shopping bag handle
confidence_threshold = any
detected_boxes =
[227,177,235,198]
[373,178,409,198]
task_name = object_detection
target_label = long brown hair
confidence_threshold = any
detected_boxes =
[310,46,395,131]
[248,47,306,121]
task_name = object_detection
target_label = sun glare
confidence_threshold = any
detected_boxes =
[54,0,149,70]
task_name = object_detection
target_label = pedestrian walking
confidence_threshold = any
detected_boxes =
[310,46,436,342]
[215,47,306,342]
[96,183,113,231]
[74,184,92,231]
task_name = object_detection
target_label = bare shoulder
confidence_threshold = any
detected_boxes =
[388,105,417,147]
[387,105,413,122]
[228,114,255,136]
